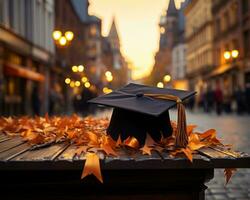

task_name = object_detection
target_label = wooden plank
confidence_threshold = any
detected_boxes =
[0,134,11,143]
[0,142,30,161]
[57,145,77,161]
[198,147,235,159]
[0,137,24,153]
[12,143,69,161]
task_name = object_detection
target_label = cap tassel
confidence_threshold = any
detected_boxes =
[145,94,188,148]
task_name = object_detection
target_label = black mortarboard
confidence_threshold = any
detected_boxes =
[89,83,196,147]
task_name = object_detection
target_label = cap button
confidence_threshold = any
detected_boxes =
[136,93,144,97]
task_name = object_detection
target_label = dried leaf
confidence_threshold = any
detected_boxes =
[145,134,156,147]
[224,168,237,185]
[81,152,103,183]
[140,145,152,155]
[124,137,139,149]
[116,135,122,147]
[101,143,118,156]
[182,148,193,162]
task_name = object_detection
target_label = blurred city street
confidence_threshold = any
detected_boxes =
[0,0,250,199]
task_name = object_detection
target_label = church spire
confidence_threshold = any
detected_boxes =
[167,0,178,17]
[108,17,119,41]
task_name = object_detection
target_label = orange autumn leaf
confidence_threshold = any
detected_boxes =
[199,129,216,140]
[101,143,118,156]
[124,137,139,149]
[116,135,122,147]
[186,125,197,136]
[81,152,103,183]
[140,145,152,155]
[188,141,205,151]
[224,168,237,185]
[87,131,99,146]
[145,134,156,147]
[75,146,89,156]
[182,148,193,162]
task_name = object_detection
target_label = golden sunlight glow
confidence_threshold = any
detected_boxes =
[75,81,81,87]
[72,65,78,72]
[52,30,62,40]
[81,76,88,83]
[89,0,184,80]
[78,65,84,72]
[65,31,74,41]
[157,82,164,88]
[65,78,71,84]
[163,75,171,82]
[85,82,91,88]
[224,51,231,60]
[59,36,67,46]
[231,49,239,58]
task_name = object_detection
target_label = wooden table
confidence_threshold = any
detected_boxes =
[0,133,249,200]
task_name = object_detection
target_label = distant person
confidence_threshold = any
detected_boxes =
[234,86,245,115]
[214,83,223,115]
[207,86,214,113]
[223,89,231,113]
[31,85,40,116]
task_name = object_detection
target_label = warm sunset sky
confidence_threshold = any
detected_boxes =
[89,0,183,80]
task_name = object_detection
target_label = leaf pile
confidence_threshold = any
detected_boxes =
[0,115,235,184]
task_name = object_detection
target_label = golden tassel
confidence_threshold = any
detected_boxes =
[145,93,188,148]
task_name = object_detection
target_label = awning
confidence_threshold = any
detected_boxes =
[207,63,235,78]
[4,63,45,82]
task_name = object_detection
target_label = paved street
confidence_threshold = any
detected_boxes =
[182,111,250,200]
[96,109,250,200]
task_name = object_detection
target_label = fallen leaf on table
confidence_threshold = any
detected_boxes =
[181,148,193,162]
[224,168,237,185]
[140,145,152,155]
[116,135,122,147]
[101,143,118,156]
[81,152,103,183]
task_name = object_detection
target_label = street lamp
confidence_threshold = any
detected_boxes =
[72,65,78,72]
[75,81,81,87]
[59,36,67,46]
[78,65,84,72]
[231,49,239,59]
[223,51,231,60]
[81,76,88,83]
[84,82,91,88]
[52,30,62,40]
[52,30,74,47]
[65,31,74,41]
[65,78,71,84]
[157,82,164,88]
[163,75,171,83]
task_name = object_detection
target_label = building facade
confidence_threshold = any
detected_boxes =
[184,0,213,99]
[210,0,250,96]
[0,0,55,116]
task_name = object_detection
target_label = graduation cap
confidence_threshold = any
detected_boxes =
[89,83,196,147]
